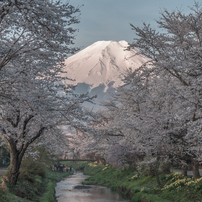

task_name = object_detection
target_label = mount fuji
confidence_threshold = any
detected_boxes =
[63,40,147,109]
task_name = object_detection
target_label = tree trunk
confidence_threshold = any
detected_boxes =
[155,170,161,187]
[181,160,188,176]
[192,159,200,179]
[6,127,45,185]
[155,156,162,187]
[96,156,104,164]
[7,152,21,185]
[162,161,171,174]
[7,139,27,185]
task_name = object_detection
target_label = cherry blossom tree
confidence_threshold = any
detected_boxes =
[128,2,202,178]
[98,2,202,179]
[0,0,96,185]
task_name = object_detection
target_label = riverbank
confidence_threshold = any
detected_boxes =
[55,172,129,202]
[80,162,202,202]
[0,167,73,202]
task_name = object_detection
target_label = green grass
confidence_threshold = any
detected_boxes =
[79,162,202,202]
[0,189,31,202]
[0,160,74,202]
[40,181,55,202]
[3,169,74,202]
[3,160,202,202]
[1,169,74,202]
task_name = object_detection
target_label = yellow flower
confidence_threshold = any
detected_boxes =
[140,187,145,192]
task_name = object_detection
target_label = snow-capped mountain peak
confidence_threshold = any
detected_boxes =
[63,40,147,91]
[63,40,147,109]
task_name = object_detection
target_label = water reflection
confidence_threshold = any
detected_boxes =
[55,172,129,202]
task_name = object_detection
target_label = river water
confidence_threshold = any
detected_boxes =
[55,172,129,202]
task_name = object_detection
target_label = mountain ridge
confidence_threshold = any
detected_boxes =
[63,40,147,109]
[63,40,147,91]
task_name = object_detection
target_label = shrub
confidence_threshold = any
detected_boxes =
[140,187,149,193]
[129,174,138,181]
[111,185,119,191]
[40,181,55,202]
[133,188,140,193]
[159,161,170,174]
[131,192,142,202]
[12,181,37,200]
[137,158,159,177]
[19,158,46,183]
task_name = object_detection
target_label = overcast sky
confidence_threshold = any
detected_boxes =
[69,0,196,50]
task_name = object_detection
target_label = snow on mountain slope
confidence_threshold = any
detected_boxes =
[63,40,147,91]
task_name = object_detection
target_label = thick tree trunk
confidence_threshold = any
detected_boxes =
[6,127,45,185]
[181,160,188,176]
[192,159,200,179]
[7,139,27,185]
[7,152,21,185]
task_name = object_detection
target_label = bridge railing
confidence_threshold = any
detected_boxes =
[58,159,95,162]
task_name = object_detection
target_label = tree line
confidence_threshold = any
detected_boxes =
[2,0,202,186]
[87,2,202,180]
[0,0,95,185]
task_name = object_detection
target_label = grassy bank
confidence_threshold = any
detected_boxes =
[80,162,202,202]
[0,162,74,202]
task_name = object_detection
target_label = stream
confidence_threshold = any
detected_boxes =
[55,172,129,202]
